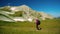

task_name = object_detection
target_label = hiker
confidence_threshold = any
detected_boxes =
[35,18,41,30]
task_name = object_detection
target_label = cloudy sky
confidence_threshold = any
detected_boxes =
[0,0,60,17]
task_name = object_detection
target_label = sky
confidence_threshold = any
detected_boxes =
[0,0,60,17]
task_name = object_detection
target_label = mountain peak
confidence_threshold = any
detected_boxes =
[19,5,30,9]
[20,4,28,7]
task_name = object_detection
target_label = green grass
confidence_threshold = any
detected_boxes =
[0,19,60,34]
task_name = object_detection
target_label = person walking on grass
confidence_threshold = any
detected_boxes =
[35,18,41,30]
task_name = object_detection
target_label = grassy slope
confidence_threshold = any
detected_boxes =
[0,19,60,34]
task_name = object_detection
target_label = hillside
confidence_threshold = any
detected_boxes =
[0,5,54,22]
[0,18,60,34]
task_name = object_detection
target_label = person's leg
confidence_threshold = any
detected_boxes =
[36,24,39,30]
[38,24,42,30]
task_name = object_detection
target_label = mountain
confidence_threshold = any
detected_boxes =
[0,5,54,22]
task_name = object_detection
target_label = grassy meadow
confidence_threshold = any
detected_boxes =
[0,18,60,34]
